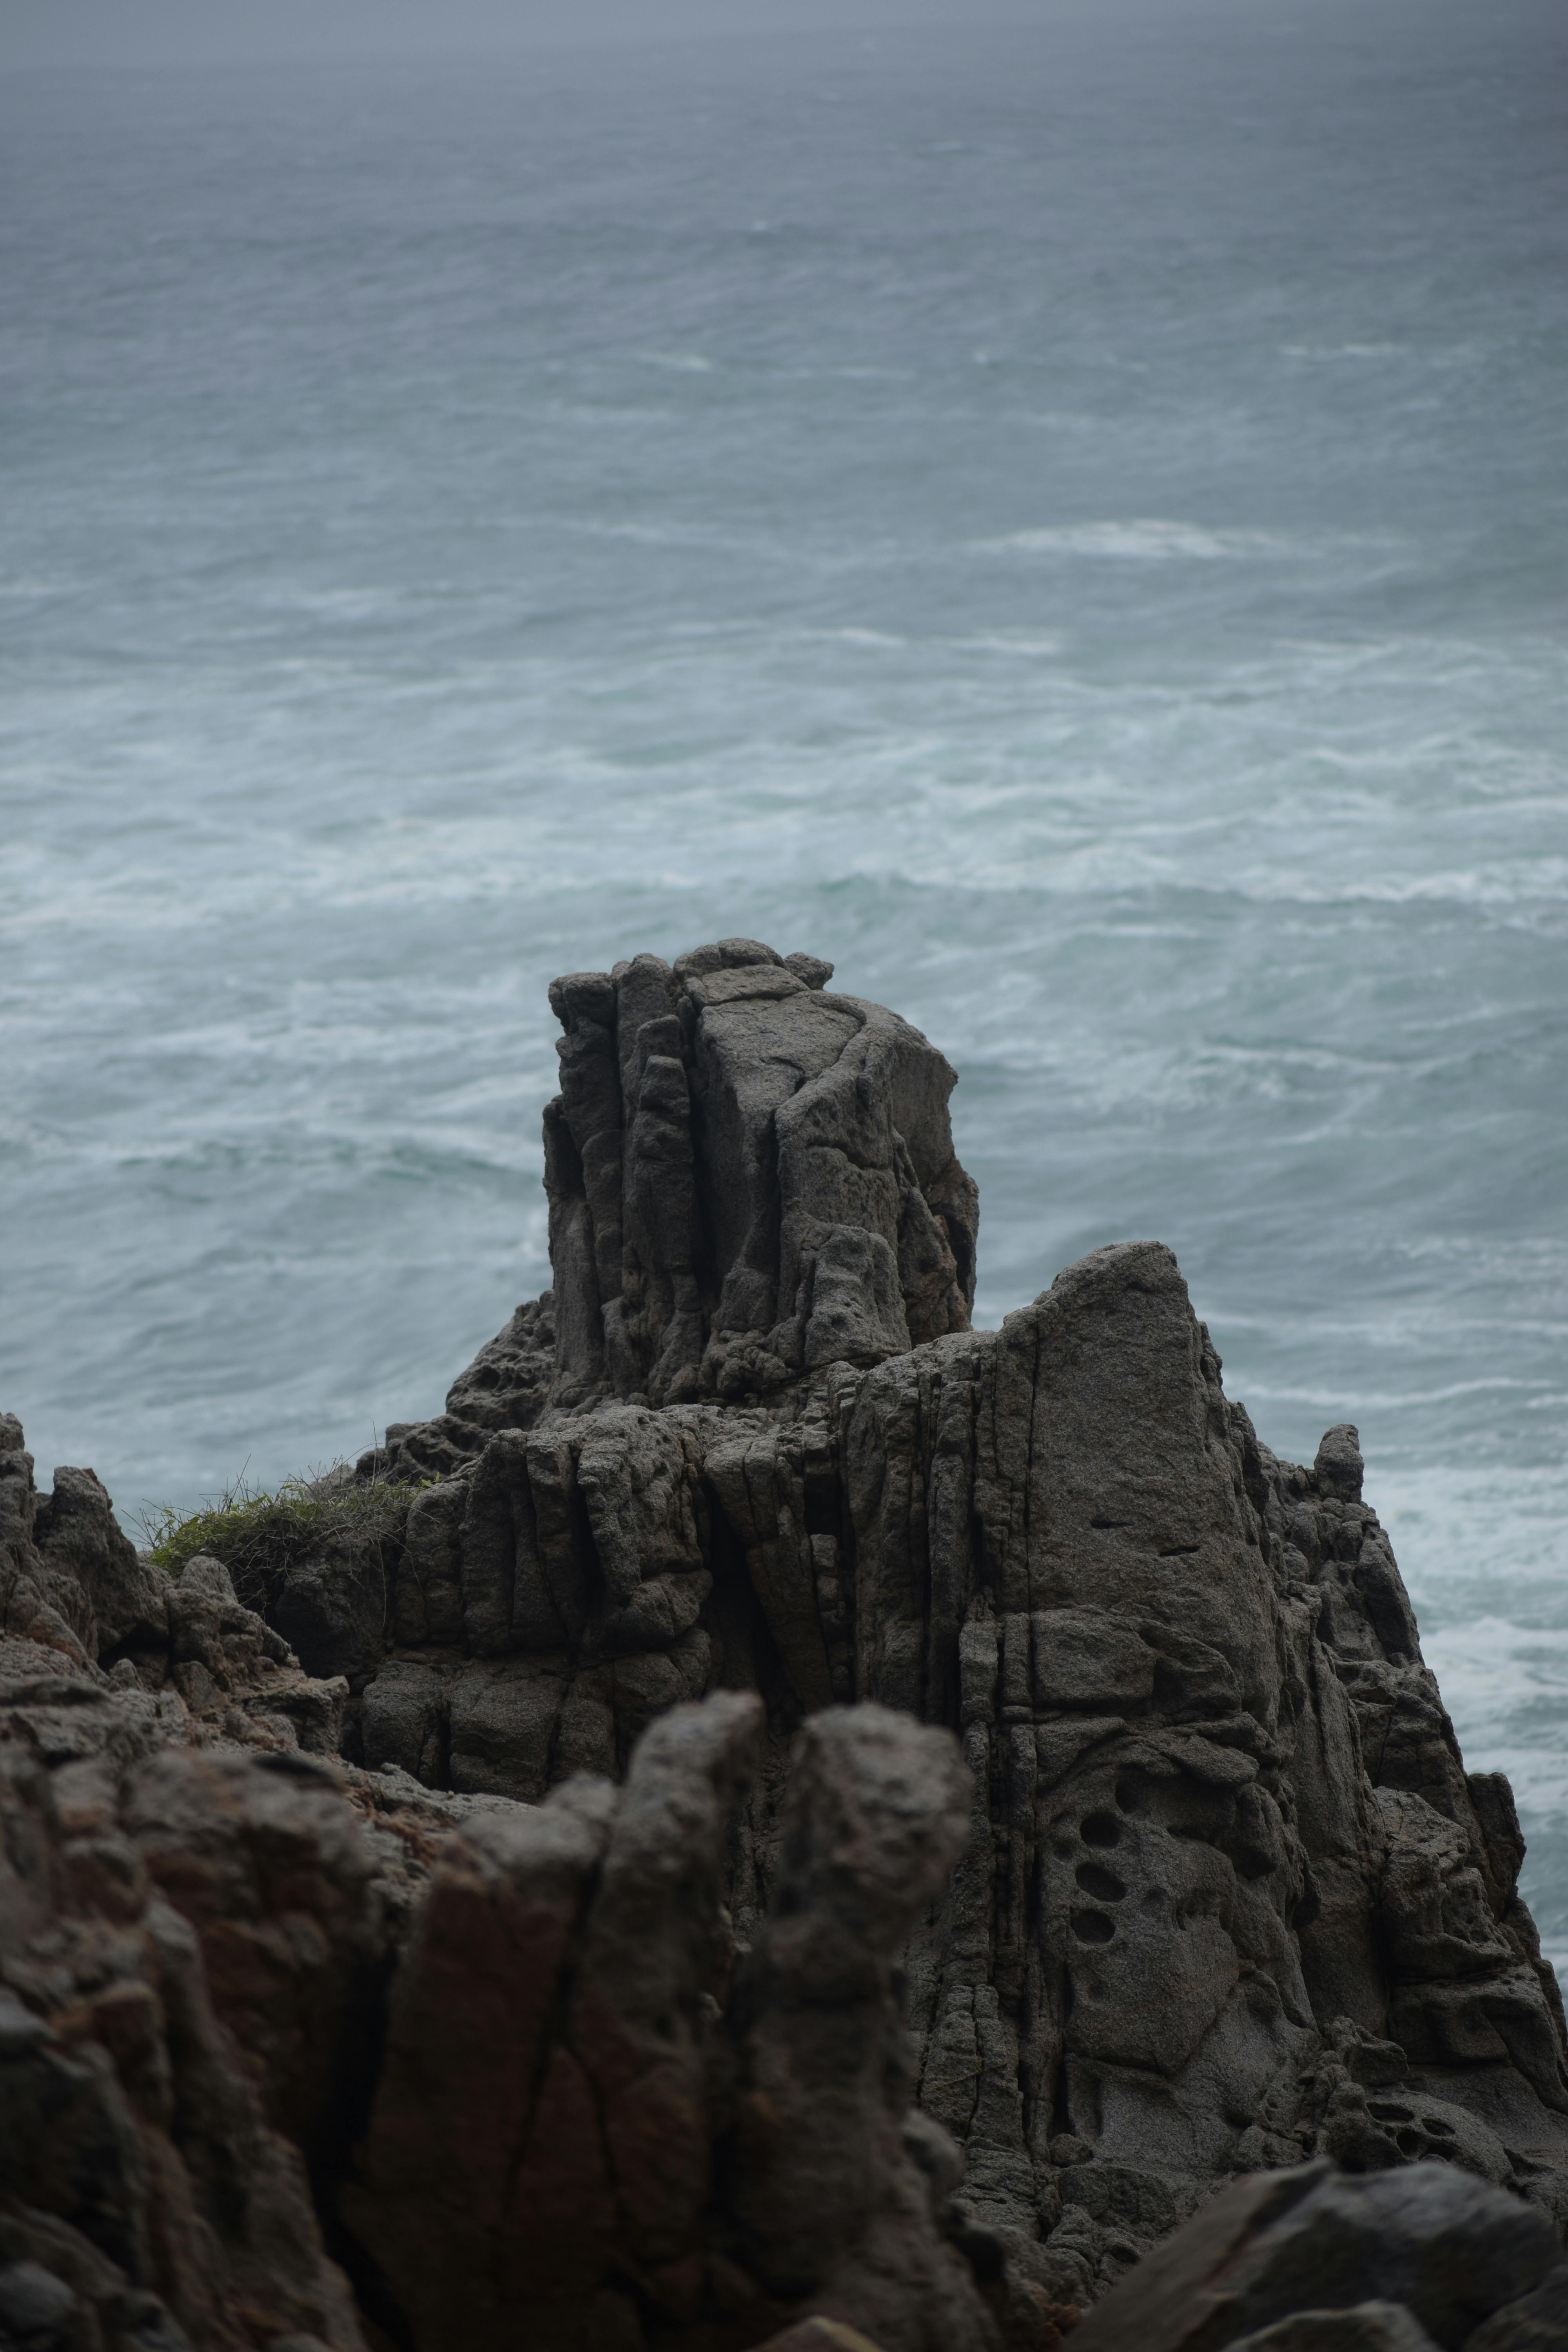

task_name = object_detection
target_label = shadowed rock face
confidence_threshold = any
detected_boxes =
[4,943,1568,2352]
[1064,2158,1566,2352]
[0,1514,1023,2352]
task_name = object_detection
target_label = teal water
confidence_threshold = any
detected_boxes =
[4,5,1566,1947]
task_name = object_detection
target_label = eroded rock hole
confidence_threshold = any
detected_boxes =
[1080,1811,1122,1848]
[1074,1863,1126,1902]
[1071,1911,1116,1945]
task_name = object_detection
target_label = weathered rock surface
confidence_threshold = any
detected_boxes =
[0,1464,1034,2351]
[1067,2158,1563,2352]
[0,1703,371,2347]
[369,1295,558,1485]
[5,940,1567,2349]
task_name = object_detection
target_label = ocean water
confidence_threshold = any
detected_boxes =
[4,5,1566,1947]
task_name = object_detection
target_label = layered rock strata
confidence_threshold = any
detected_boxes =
[4,939,1567,2350]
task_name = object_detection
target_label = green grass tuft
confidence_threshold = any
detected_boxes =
[136,1468,419,1611]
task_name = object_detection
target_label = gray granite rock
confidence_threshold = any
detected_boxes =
[538,938,977,1412]
[1068,2161,1557,2352]
[303,949,1568,2304]
[6,940,1568,2352]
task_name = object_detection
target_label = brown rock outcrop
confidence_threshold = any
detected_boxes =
[5,940,1566,2350]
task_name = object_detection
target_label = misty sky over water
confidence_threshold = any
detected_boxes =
[3,0,1566,1937]
[11,0,1042,68]
[11,0,1563,67]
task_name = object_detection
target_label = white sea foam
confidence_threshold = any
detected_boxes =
[1282,342,1408,360]
[635,350,715,373]
[985,519,1292,561]
[951,630,1066,657]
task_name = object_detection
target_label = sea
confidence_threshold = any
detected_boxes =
[4,1,1566,1955]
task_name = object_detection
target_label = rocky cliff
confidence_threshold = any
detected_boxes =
[3,937,1566,2352]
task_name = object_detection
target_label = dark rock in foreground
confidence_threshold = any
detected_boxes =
[4,939,1566,2351]
[345,1698,1007,2352]
[1067,2157,1566,2352]
[0,1608,1022,2351]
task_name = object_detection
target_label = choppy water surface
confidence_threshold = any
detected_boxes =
[4,4,1566,1946]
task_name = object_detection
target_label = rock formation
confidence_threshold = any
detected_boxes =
[4,938,1567,2352]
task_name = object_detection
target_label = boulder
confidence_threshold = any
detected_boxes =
[344,1696,998,2352]
[1067,2161,1558,2352]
